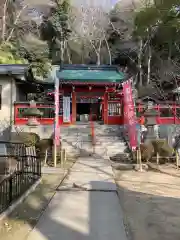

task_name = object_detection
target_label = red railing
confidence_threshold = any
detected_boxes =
[14,102,73,125]
[136,103,180,124]
[14,102,180,125]
[14,102,55,125]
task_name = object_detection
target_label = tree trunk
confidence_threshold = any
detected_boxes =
[96,53,100,65]
[96,40,102,65]
[138,38,143,86]
[2,0,8,41]
[66,47,72,64]
[104,36,112,65]
[168,41,172,62]
[81,44,84,64]
[60,40,65,65]
[6,4,27,43]
[147,44,152,84]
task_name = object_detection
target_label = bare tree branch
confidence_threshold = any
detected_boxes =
[6,4,28,43]
[2,0,8,41]
[68,4,111,65]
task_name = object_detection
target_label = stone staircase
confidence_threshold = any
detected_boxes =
[61,123,130,161]
[61,124,91,157]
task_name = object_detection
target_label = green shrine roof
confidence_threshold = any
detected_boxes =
[55,65,125,84]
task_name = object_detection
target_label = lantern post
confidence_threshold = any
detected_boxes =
[22,100,43,163]
[143,102,159,141]
[23,100,43,127]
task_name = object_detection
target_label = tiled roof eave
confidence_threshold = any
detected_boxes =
[59,80,123,85]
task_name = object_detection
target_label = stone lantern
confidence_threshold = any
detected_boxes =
[144,108,159,126]
[23,100,43,127]
[143,102,159,140]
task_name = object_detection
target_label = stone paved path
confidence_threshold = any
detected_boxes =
[26,156,127,240]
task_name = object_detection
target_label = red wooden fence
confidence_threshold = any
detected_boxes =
[14,102,180,125]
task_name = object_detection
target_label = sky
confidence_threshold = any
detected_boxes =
[24,0,120,21]
[72,0,119,10]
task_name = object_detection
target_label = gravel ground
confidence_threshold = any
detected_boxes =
[115,169,180,240]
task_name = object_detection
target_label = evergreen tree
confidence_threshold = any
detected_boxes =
[40,0,71,64]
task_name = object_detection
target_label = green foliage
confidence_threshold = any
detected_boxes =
[151,139,174,163]
[134,6,160,37]
[52,0,71,40]
[14,132,40,147]
[0,42,28,64]
[36,138,53,152]
[23,133,40,147]
[0,31,51,79]
[17,36,52,78]
[140,142,154,162]
[0,0,72,77]
[22,108,43,117]
[39,0,71,64]
[121,0,180,88]
[134,0,180,42]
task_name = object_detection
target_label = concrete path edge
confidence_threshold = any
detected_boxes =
[0,169,69,222]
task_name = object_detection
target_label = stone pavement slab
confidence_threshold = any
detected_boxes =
[73,158,113,175]
[42,167,66,175]
[26,191,127,240]
[25,156,127,240]
[59,157,116,191]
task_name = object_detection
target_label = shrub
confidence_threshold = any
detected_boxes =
[11,132,40,147]
[140,142,154,162]
[151,139,166,153]
[151,139,174,163]
[36,138,53,150]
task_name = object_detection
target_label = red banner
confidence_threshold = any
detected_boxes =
[54,69,60,146]
[122,79,137,150]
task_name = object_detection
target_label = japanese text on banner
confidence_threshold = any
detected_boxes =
[123,80,137,150]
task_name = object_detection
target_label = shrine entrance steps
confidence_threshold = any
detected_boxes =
[60,123,129,160]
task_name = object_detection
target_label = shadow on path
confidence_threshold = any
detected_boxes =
[1,174,180,240]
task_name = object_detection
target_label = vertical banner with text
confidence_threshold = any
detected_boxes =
[122,79,137,150]
[63,96,71,123]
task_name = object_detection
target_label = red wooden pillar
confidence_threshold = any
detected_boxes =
[72,91,76,124]
[104,92,108,124]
